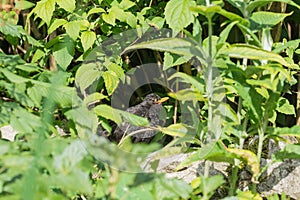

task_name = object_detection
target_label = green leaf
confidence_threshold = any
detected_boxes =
[93,104,122,125]
[169,89,205,102]
[247,0,300,14]
[64,21,81,39]
[33,0,55,25]
[125,38,205,60]
[220,44,291,67]
[159,123,188,137]
[119,0,136,10]
[250,11,292,30]
[155,176,192,199]
[177,142,234,170]
[48,19,67,34]
[119,110,150,127]
[87,7,105,17]
[102,12,116,26]
[15,0,35,10]
[52,35,75,71]
[83,93,107,107]
[276,97,296,116]
[274,125,300,138]
[81,31,96,52]
[163,52,191,70]
[105,62,125,80]
[56,0,76,12]
[274,144,300,160]
[0,68,28,83]
[75,62,103,93]
[102,71,119,95]
[169,72,205,93]
[164,0,196,32]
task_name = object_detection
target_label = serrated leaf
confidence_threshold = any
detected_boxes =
[56,0,76,12]
[48,19,67,34]
[93,104,122,125]
[33,0,55,25]
[81,31,96,52]
[164,0,196,32]
[118,110,150,127]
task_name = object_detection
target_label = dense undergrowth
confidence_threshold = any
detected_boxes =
[1,0,300,199]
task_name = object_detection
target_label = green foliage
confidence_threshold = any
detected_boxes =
[1,0,300,199]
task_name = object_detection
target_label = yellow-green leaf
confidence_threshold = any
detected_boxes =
[81,31,96,52]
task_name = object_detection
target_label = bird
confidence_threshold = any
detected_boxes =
[111,93,168,143]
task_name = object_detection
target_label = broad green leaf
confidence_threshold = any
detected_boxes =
[102,12,116,26]
[118,110,150,126]
[15,0,35,10]
[93,104,122,125]
[236,190,262,200]
[0,68,28,83]
[273,144,300,160]
[64,21,81,39]
[125,38,205,60]
[81,31,96,52]
[75,62,103,93]
[164,0,196,32]
[119,0,135,10]
[159,123,188,137]
[250,11,292,30]
[56,0,76,12]
[189,5,221,17]
[33,0,55,25]
[220,44,291,67]
[274,125,300,138]
[276,97,296,116]
[0,20,20,38]
[83,93,107,107]
[105,62,125,79]
[102,71,119,95]
[48,19,67,34]
[52,35,75,70]
[87,7,105,17]
[31,49,45,63]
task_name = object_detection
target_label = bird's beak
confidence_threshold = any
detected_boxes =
[155,97,169,104]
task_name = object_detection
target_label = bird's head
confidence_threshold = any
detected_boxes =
[142,93,169,107]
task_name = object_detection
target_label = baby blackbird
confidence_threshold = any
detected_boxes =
[113,93,168,143]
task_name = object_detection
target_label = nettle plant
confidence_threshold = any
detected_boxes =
[0,0,300,199]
